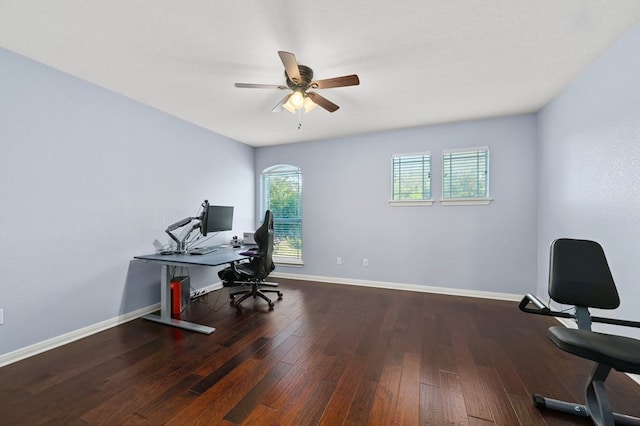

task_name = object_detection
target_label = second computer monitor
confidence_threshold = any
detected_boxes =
[201,203,234,236]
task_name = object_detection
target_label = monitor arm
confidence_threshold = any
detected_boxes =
[165,216,201,252]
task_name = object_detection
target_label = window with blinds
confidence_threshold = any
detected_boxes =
[260,165,302,263]
[391,152,432,205]
[442,147,490,202]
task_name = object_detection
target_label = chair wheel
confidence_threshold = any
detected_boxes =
[269,303,274,311]
[229,300,235,306]
[277,292,283,300]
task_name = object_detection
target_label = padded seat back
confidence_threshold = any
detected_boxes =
[252,210,275,279]
[549,238,620,309]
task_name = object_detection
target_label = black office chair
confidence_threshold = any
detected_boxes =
[221,210,282,312]
[520,238,640,426]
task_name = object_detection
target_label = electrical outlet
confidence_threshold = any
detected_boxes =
[0,308,4,325]
[337,257,342,265]
[362,258,369,267]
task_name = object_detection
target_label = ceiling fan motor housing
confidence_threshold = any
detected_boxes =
[286,65,313,90]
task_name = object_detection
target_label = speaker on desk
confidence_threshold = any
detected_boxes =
[170,276,190,317]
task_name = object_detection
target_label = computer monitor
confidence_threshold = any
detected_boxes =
[200,201,233,236]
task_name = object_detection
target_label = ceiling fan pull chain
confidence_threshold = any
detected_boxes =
[297,108,303,129]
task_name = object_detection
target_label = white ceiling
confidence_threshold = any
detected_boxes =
[1,1,640,147]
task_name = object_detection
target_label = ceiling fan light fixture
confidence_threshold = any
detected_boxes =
[283,90,309,114]
[290,90,305,109]
[282,102,295,114]
[303,96,317,113]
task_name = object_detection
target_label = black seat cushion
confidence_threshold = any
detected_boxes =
[235,262,258,279]
[548,326,640,374]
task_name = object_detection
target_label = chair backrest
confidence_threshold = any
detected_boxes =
[548,238,620,309]
[253,210,275,278]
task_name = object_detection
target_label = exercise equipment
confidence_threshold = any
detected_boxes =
[519,238,640,426]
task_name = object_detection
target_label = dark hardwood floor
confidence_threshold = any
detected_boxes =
[1,278,639,425]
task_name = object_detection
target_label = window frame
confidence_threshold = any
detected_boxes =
[441,146,492,205]
[260,164,303,266]
[389,151,434,206]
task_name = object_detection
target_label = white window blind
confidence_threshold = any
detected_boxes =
[442,147,489,200]
[392,152,432,201]
[260,165,302,262]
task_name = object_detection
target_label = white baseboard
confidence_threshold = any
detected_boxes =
[0,282,224,368]
[190,282,223,298]
[0,304,159,368]
[4,276,639,390]
[270,272,523,301]
[628,373,640,386]
[1,277,517,368]
[273,272,640,388]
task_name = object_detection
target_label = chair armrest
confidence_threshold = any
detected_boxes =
[519,294,640,328]
[240,249,262,257]
[519,294,573,320]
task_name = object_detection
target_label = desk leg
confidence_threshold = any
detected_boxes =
[142,264,215,335]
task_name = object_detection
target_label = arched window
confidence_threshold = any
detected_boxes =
[260,165,302,263]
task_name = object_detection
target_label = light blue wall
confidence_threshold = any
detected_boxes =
[4,21,639,360]
[0,48,254,356]
[256,114,538,295]
[537,24,640,337]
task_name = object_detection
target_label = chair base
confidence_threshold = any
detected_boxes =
[532,363,640,426]
[229,280,282,312]
[533,395,640,425]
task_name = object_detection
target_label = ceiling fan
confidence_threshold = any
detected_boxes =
[234,51,360,114]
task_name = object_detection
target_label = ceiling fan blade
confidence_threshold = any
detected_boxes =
[278,51,302,83]
[272,94,291,113]
[307,92,339,113]
[235,82,288,89]
[310,74,360,89]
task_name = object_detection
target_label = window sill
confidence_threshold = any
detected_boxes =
[440,198,493,206]
[389,199,434,207]
[274,258,304,267]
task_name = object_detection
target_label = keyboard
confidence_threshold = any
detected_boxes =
[187,246,218,255]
